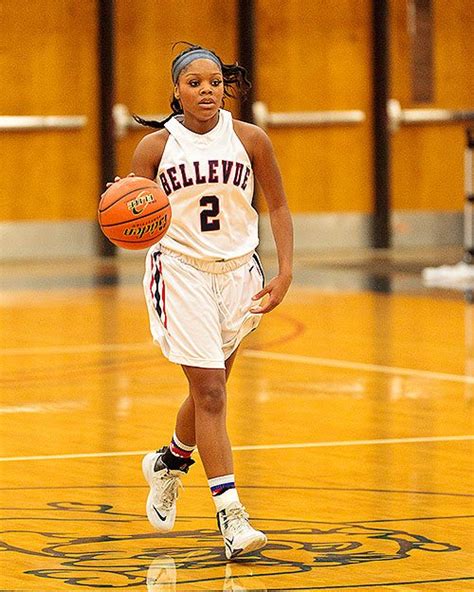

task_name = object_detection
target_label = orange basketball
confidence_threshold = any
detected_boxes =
[98,176,171,250]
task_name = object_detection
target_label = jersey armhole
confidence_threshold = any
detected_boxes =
[153,129,171,169]
[155,130,173,169]
[150,129,171,181]
[231,119,256,164]
[132,128,171,180]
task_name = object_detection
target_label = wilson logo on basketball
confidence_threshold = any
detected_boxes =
[123,214,169,239]
[127,191,156,216]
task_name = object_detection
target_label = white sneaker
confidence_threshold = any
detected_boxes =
[142,447,192,532]
[217,502,267,560]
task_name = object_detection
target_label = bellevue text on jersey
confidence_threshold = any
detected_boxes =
[159,160,251,196]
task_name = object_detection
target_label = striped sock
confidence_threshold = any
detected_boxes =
[162,433,196,470]
[169,432,195,459]
[209,475,239,511]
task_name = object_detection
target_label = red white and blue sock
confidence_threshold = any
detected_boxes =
[209,474,240,511]
[169,432,195,459]
[162,432,196,470]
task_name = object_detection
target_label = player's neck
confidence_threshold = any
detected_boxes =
[181,112,220,135]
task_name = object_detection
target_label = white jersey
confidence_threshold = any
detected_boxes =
[155,109,258,261]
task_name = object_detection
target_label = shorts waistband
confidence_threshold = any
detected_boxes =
[159,246,253,274]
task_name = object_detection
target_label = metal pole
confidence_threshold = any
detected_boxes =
[238,0,256,123]
[97,0,117,257]
[464,129,474,263]
[372,0,392,248]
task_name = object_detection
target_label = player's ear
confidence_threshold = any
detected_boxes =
[174,84,180,100]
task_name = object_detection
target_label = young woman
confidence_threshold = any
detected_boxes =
[129,43,293,560]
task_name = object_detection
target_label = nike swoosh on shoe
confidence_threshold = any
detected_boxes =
[153,506,167,521]
[225,537,237,555]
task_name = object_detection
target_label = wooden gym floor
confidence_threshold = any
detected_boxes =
[0,247,472,591]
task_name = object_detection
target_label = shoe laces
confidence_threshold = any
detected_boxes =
[222,504,251,536]
[152,470,183,511]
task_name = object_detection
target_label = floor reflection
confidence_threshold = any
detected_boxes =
[146,555,267,591]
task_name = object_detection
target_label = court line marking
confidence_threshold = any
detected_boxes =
[243,349,474,385]
[0,435,472,463]
[0,401,85,414]
[0,342,152,356]
[1,342,472,385]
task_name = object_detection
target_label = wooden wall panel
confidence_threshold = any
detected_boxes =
[115,0,238,177]
[390,0,474,211]
[0,1,99,221]
[2,1,471,227]
[256,0,373,213]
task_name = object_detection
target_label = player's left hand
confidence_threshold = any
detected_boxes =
[250,273,292,314]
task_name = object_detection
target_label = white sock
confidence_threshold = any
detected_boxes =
[208,474,240,512]
[213,488,240,512]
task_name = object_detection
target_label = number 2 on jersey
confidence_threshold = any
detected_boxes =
[200,195,220,232]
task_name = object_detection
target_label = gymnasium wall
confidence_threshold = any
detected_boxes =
[0,0,472,257]
[0,1,99,221]
[391,0,474,212]
[388,0,474,247]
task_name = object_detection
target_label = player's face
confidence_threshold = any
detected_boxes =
[176,59,224,127]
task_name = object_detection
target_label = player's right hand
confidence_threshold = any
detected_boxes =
[106,172,135,188]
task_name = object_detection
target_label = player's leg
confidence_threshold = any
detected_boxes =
[172,347,239,448]
[141,250,208,533]
[183,361,266,559]
[142,347,240,531]
[181,365,232,477]
[174,395,195,448]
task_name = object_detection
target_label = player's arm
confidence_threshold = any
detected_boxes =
[131,130,169,180]
[105,130,168,188]
[236,122,294,314]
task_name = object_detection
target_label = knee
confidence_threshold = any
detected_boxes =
[194,383,226,415]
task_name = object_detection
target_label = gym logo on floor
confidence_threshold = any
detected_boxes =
[0,501,461,589]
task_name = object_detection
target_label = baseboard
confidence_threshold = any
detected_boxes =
[258,211,463,254]
[0,212,463,260]
[0,220,98,260]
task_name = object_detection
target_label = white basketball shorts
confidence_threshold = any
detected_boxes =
[143,246,265,369]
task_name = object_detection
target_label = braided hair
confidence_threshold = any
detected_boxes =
[133,43,251,129]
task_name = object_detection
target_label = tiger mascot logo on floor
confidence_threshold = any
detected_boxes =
[0,500,462,589]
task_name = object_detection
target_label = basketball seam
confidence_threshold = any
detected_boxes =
[110,236,163,245]
[98,185,159,214]
[100,203,170,228]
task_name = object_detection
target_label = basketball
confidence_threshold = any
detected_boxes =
[98,176,171,250]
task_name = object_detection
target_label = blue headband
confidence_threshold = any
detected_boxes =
[172,49,221,83]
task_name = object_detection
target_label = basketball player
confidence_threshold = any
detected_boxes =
[129,43,293,559]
